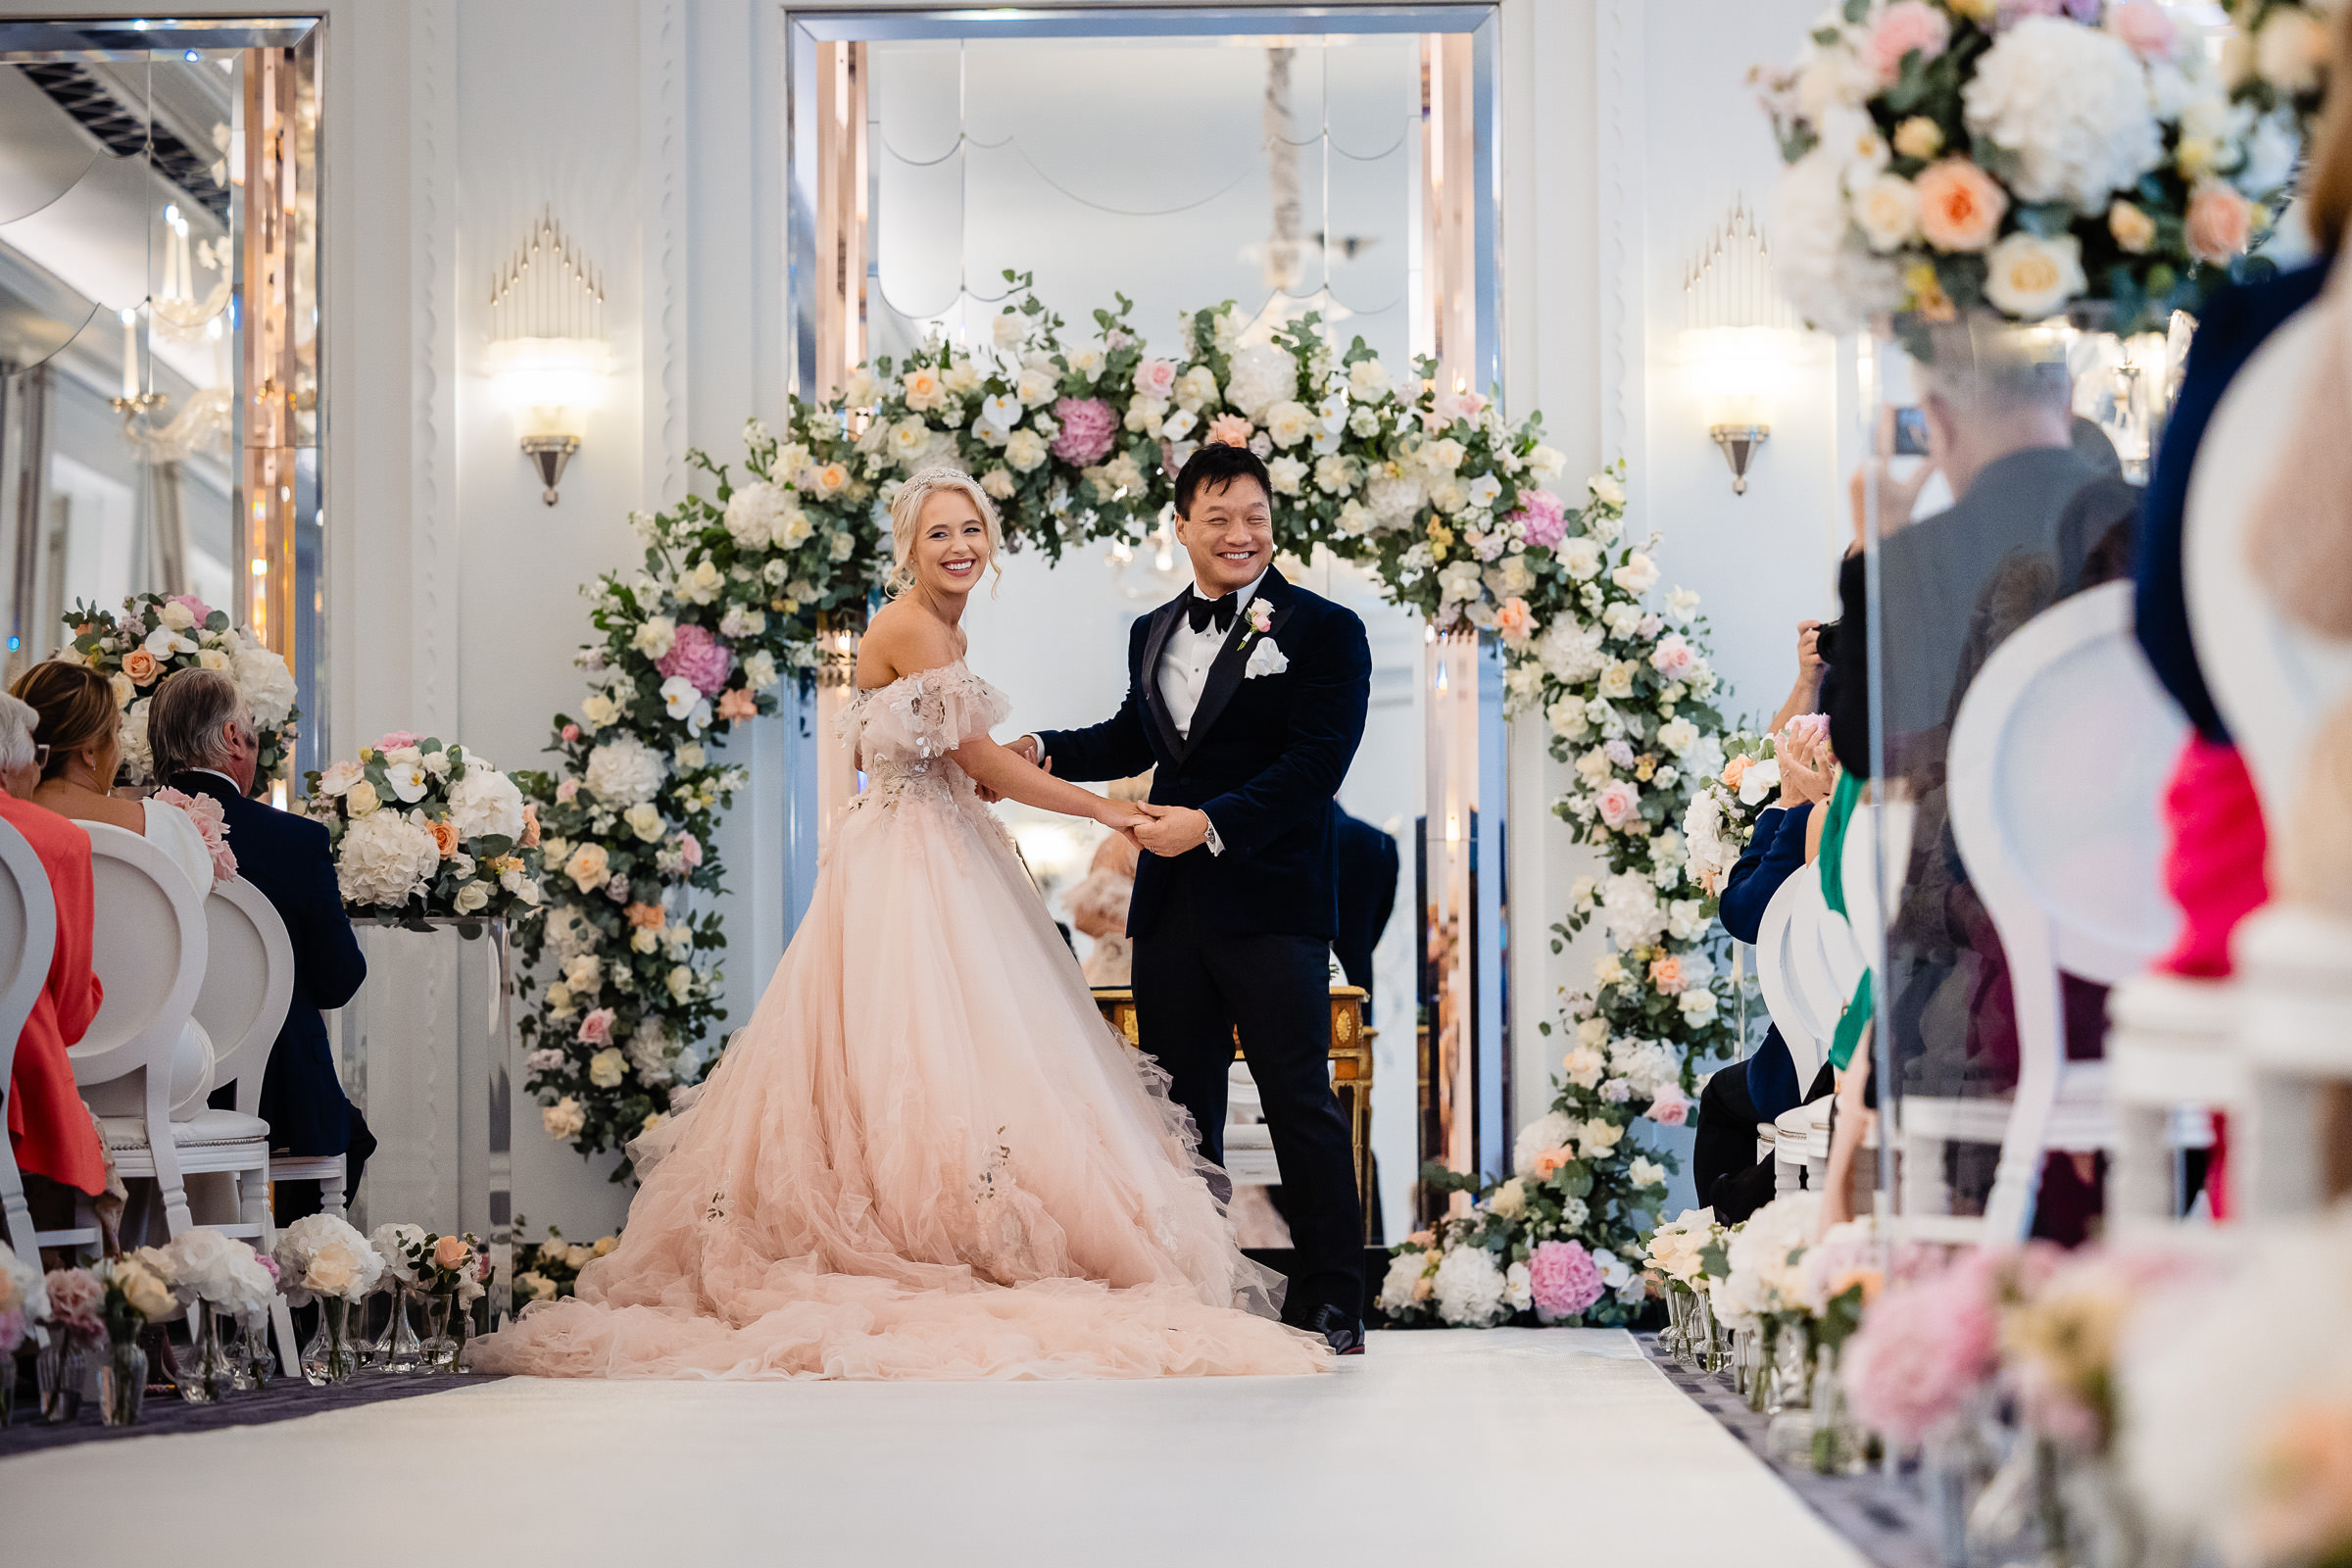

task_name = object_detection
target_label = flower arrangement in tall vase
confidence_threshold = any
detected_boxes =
[59,593,300,785]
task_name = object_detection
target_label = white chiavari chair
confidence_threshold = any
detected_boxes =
[0,814,101,1256]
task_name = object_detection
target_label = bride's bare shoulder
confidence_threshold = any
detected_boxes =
[856,600,963,690]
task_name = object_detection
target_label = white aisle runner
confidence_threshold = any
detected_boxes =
[2,1330,1866,1566]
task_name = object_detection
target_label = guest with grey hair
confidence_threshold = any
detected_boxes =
[0,688,110,1230]
[148,669,374,1219]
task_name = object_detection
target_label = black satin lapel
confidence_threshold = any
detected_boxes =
[1181,593,1291,760]
[1139,597,1188,760]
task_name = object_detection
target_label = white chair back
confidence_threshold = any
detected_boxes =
[1786,876,1851,1046]
[2184,301,2352,829]
[1838,798,1917,986]
[0,813,59,1252]
[1946,580,2186,1237]
[77,823,207,1083]
[1755,873,1827,1081]
[196,877,295,1120]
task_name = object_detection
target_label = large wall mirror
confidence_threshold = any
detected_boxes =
[789,7,1502,1241]
[0,18,323,779]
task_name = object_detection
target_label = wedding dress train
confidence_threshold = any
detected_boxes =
[474,662,1329,1380]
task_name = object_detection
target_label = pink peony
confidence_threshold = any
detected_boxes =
[1841,1250,2003,1446]
[577,1007,615,1045]
[153,786,236,885]
[1866,1,1951,82]
[1645,1087,1691,1126]
[376,731,422,753]
[1527,1240,1605,1323]
[678,833,703,869]
[1595,780,1642,829]
[1510,488,1569,550]
[2105,0,2178,60]
[1203,413,1253,448]
[655,622,734,696]
[167,593,215,625]
[43,1267,104,1343]
[1132,358,1178,401]
[1049,397,1118,467]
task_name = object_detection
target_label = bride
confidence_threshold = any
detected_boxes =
[475,467,1329,1380]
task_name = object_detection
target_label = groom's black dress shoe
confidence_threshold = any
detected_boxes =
[1307,1305,1366,1355]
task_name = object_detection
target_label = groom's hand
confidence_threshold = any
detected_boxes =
[1132,804,1211,858]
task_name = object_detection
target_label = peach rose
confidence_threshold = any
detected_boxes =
[1532,1146,1574,1178]
[1720,756,1750,791]
[2185,182,2252,265]
[625,901,665,930]
[1914,159,2008,253]
[428,817,460,858]
[716,688,758,723]
[430,1234,470,1271]
[1204,413,1253,447]
[2108,200,2157,255]
[122,648,162,685]
[518,803,541,849]
[1648,956,1687,995]
[1494,597,1537,645]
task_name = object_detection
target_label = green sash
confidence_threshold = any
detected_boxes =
[1818,771,1871,1071]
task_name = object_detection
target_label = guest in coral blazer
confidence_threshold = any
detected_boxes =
[0,692,107,1206]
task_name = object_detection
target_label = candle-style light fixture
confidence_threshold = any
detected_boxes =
[1682,200,1803,496]
[486,212,610,505]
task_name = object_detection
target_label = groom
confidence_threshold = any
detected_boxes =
[1016,442,1372,1353]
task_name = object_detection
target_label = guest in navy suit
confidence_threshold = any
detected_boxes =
[1019,443,1372,1351]
[149,670,372,1220]
[1331,805,1398,1023]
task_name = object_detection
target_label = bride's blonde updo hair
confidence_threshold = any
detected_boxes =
[886,466,1005,599]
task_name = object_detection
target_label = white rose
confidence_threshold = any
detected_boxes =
[454,881,491,914]
[1263,399,1315,448]
[587,1048,626,1089]
[633,615,677,661]
[1557,537,1602,581]
[623,802,665,843]
[1004,429,1049,472]
[1348,358,1390,401]
[157,599,196,631]
[666,964,695,1003]
[1851,172,1919,253]
[1266,455,1308,495]
[1982,231,2085,320]
[1611,552,1659,594]
[542,1097,586,1140]
[743,651,779,691]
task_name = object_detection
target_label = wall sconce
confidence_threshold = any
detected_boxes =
[487,213,608,505]
[1681,200,1804,496]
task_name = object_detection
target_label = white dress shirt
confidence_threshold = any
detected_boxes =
[1158,570,1266,740]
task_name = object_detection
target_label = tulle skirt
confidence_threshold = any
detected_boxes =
[474,779,1328,1381]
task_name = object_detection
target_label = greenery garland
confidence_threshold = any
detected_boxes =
[515,274,1750,1265]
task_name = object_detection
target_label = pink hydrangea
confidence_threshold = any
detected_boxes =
[1866,0,1950,82]
[655,622,734,696]
[1528,1240,1604,1323]
[1510,488,1569,550]
[377,731,422,752]
[1841,1250,2003,1446]
[1049,397,1118,467]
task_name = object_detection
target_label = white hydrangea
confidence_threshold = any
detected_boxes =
[1964,18,2162,211]
[1431,1244,1509,1327]
[1773,147,1902,333]
[1223,342,1298,418]
[334,809,441,908]
[447,763,525,843]
[231,635,299,729]
[722,480,794,550]
[1599,869,1667,949]
[584,734,667,808]
[625,1017,676,1085]
[1365,469,1425,531]
[1608,1037,1683,1102]
[1513,1109,1577,1175]
[1712,1191,1821,1331]
[1376,1250,1433,1314]
[368,1222,426,1285]
[1539,618,1606,684]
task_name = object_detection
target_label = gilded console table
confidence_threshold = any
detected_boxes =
[1092,985,1375,1242]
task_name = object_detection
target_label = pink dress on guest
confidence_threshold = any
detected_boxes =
[2156,736,2271,1217]
[474,662,1328,1381]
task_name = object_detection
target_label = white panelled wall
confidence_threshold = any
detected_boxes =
[27,0,1855,1234]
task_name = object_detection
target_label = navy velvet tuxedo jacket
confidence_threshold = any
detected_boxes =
[1036,569,1371,941]
[180,772,368,1157]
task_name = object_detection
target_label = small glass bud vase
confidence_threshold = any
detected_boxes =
[38,1334,86,1423]
[242,1311,275,1389]
[1662,1287,1690,1366]
[1744,1323,1775,1413]
[1692,1292,1727,1375]
[0,1342,19,1427]
[417,1293,455,1370]
[1807,1344,1869,1476]
[176,1302,236,1403]
[101,1334,147,1427]
[1767,1314,1813,1417]
[369,1284,424,1373]
[301,1297,358,1386]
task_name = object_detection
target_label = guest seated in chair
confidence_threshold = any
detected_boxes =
[145,669,374,1220]
[0,693,109,1248]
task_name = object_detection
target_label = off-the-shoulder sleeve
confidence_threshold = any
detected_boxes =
[843,665,1012,762]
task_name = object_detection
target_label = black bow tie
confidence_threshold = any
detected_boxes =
[1187,591,1239,635]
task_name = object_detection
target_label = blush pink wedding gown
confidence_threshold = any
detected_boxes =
[474,662,1328,1380]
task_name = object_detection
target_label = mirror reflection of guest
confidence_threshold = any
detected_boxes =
[1330,803,1397,1024]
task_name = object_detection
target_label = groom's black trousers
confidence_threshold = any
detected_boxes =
[1131,856,1364,1320]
